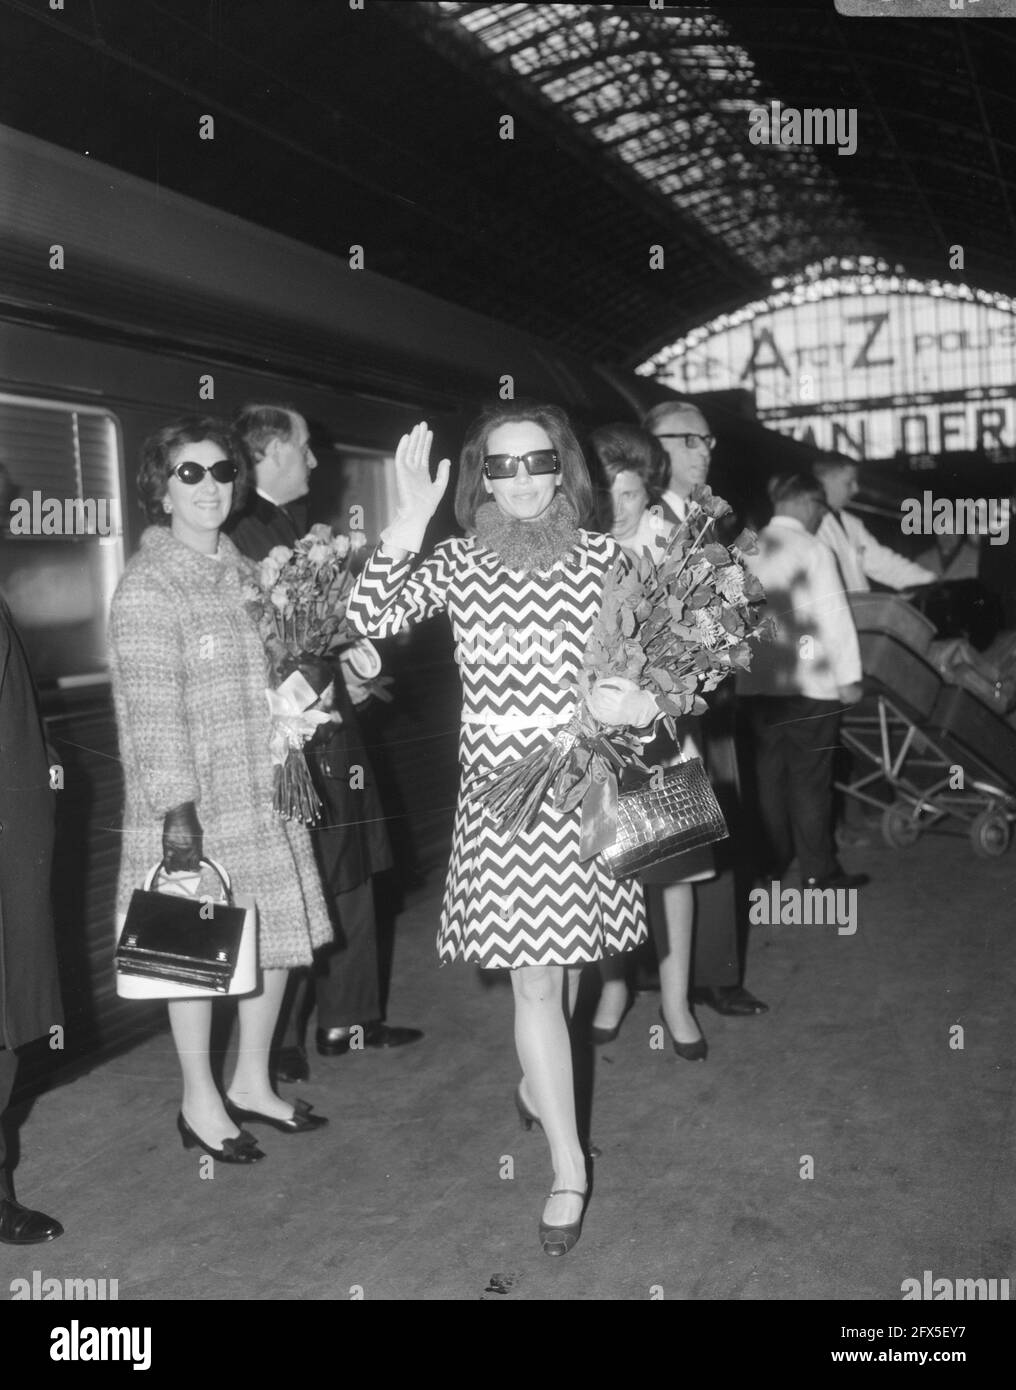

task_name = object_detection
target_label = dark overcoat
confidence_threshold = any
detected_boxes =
[225,494,392,894]
[0,597,63,1049]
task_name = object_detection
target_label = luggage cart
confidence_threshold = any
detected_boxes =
[835,596,1016,858]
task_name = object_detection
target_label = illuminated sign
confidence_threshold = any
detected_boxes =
[640,264,1016,462]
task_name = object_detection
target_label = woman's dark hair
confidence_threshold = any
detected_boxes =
[138,416,249,526]
[454,401,594,530]
[587,422,668,504]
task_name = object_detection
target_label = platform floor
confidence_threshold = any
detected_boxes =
[2,826,1015,1304]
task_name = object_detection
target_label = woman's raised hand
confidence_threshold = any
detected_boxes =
[394,423,451,523]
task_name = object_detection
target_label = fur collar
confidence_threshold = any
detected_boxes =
[472,492,581,572]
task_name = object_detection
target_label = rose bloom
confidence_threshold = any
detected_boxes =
[270,587,291,612]
[268,545,293,567]
[306,542,332,567]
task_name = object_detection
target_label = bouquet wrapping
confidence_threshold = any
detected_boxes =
[244,524,390,824]
[471,485,772,858]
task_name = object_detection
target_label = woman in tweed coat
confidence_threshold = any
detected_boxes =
[108,418,332,1162]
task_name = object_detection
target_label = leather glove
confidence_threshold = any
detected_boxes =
[163,801,203,873]
[586,677,659,729]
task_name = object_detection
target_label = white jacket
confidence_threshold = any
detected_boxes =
[737,516,862,701]
[818,509,935,593]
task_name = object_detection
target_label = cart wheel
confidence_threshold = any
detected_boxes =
[970,810,1011,859]
[881,804,920,848]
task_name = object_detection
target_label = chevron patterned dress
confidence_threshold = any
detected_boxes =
[348,532,648,968]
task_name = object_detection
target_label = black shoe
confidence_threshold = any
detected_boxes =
[176,1111,265,1163]
[271,1045,309,1084]
[803,871,870,890]
[0,1197,64,1245]
[658,1007,707,1061]
[316,1021,424,1056]
[692,985,769,1017]
[590,992,634,1044]
[225,1097,327,1133]
[539,1188,589,1257]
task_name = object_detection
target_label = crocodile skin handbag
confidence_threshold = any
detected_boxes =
[601,757,729,880]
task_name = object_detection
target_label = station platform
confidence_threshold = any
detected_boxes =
[2,827,1014,1305]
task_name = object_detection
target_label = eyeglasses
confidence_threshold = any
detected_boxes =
[482,449,560,480]
[170,458,238,485]
[654,433,715,451]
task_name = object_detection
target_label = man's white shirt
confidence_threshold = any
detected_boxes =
[737,515,861,701]
[817,509,935,593]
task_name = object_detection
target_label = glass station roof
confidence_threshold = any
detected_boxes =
[430,2,866,277]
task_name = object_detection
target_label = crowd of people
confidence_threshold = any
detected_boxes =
[1,392,932,1256]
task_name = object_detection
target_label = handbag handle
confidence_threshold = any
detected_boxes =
[144,857,234,905]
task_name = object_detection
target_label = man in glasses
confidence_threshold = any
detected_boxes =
[643,399,769,1018]
[227,405,421,1083]
[644,400,716,526]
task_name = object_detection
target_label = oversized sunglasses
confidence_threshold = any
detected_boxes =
[482,449,560,480]
[654,432,715,451]
[171,458,239,485]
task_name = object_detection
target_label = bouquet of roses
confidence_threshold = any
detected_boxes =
[243,524,389,824]
[472,485,772,856]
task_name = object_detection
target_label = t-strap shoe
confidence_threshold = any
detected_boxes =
[539,1189,588,1257]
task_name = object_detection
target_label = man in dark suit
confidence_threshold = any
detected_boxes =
[642,400,768,1017]
[228,406,421,1078]
[0,579,64,1243]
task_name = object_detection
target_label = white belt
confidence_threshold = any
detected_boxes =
[461,710,575,731]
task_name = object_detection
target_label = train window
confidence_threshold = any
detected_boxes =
[0,394,124,686]
[308,446,397,543]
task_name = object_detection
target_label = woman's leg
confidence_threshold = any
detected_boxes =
[590,954,629,1032]
[652,884,702,1044]
[227,968,293,1119]
[169,998,241,1144]
[512,964,587,1229]
[565,963,582,1018]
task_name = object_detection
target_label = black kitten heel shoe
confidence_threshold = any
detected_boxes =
[590,991,634,1044]
[176,1112,265,1163]
[515,1086,602,1159]
[224,1097,328,1133]
[659,1008,708,1062]
[539,1188,589,1256]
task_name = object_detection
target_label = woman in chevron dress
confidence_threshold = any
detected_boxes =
[347,405,658,1255]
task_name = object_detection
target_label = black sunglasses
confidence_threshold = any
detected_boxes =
[171,458,239,485]
[483,449,560,480]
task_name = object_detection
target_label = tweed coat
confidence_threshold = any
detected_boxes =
[0,597,63,1049]
[107,527,332,969]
